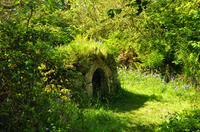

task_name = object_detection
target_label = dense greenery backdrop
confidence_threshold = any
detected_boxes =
[0,0,200,131]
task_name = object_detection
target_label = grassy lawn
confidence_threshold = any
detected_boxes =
[82,68,196,132]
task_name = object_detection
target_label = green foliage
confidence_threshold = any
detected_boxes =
[66,35,111,57]
[0,87,83,131]
[107,8,122,19]
[0,1,85,131]
[0,22,84,130]
[108,0,150,18]
[1,0,200,131]
[69,0,128,40]
[143,50,164,68]
[118,67,196,101]
[132,0,200,78]
[68,0,199,82]
[104,30,133,55]
[158,110,200,132]
[0,1,119,129]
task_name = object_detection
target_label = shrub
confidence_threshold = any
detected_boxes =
[0,4,84,130]
[158,110,200,132]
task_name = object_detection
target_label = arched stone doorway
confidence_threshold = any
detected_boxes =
[84,58,113,97]
[92,68,108,97]
[83,55,119,97]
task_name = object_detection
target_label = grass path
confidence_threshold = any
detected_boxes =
[83,69,195,131]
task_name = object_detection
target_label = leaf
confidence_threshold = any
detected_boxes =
[107,9,115,19]
[136,5,143,15]
[48,0,53,5]
[115,9,122,14]
[14,0,20,5]
[22,0,29,4]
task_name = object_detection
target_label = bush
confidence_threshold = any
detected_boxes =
[158,110,200,132]
[0,22,84,130]
[0,4,84,130]
[132,0,200,80]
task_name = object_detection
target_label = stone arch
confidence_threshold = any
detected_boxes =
[84,58,113,97]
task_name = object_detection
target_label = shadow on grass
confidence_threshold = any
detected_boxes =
[82,87,162,131]
[82,108,155,132]
[108,88,162,112]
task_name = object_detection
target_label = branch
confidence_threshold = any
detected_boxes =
[27,6,33,30]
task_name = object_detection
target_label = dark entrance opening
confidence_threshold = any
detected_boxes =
[92,68,108,97]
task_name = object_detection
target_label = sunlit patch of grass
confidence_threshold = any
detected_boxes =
[82,107,128,132]
[82,67,197,131]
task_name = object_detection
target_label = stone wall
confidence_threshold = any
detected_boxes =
[75,54,119,97]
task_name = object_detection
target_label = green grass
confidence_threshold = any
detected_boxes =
[81,68,197,132]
